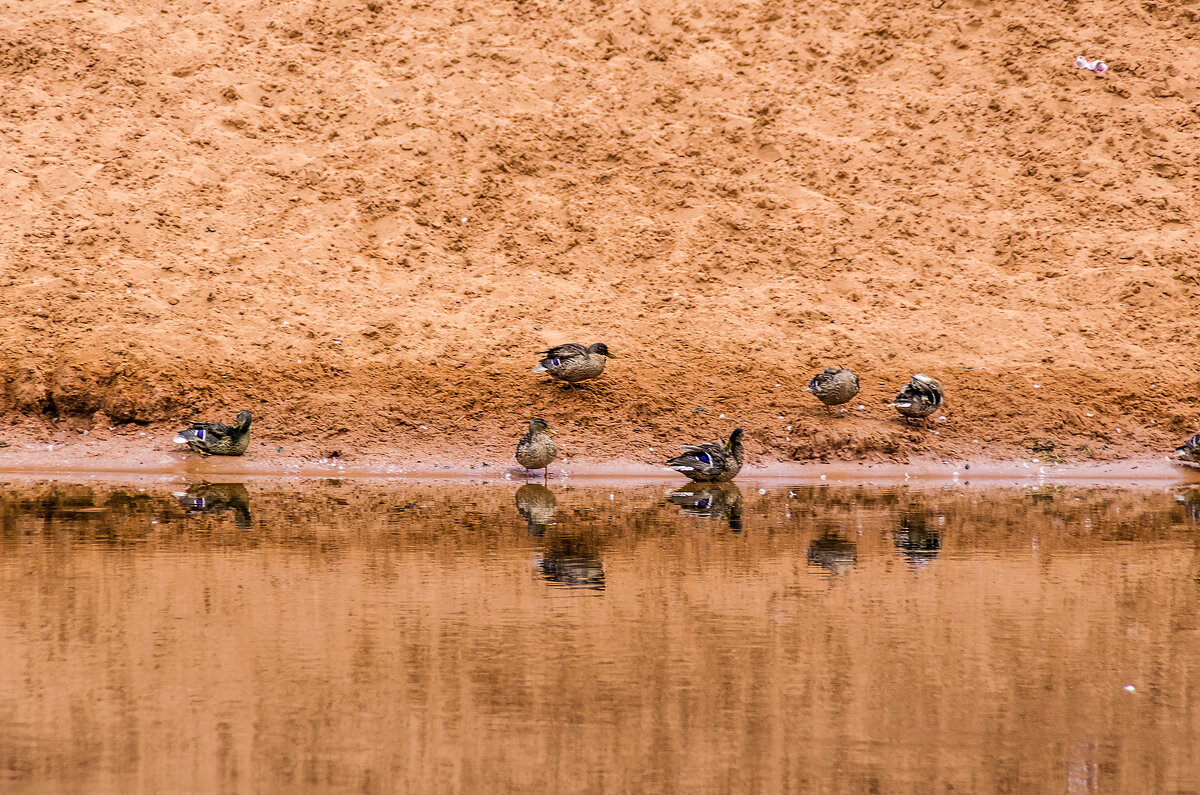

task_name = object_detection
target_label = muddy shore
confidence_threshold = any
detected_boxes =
[2,0,1198,468]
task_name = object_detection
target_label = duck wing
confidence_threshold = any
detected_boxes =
[666,442,729,478]
[187,419,236,434]
[540,343,589,361]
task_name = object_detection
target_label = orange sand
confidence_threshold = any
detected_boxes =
[1,0,1198,471]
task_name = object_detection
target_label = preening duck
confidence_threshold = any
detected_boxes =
[805,366,860,410]
[889,374,944,428]
[665,427,745,482]
[174,410,253,456]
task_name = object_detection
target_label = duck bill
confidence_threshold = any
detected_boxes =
[604,353,617,359]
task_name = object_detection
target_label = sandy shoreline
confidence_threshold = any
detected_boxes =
[1,432,1195,488]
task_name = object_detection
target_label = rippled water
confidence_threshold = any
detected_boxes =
[2,477,1199,792]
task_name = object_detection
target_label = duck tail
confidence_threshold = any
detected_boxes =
[532,362,548,373]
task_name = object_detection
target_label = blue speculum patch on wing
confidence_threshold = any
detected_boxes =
[552,358,560,366]
[196,429,206,440]
[698,453,711,464]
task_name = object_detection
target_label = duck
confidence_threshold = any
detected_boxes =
[174,410,252,456]
[889,374,943,427]
[533,342,615,387]
[804,366,860,411]
[1171,431,1200,467]
[665,427,745,482]
[516,417,558,479]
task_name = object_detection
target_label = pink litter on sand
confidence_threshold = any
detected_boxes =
[1075,56,1108,74]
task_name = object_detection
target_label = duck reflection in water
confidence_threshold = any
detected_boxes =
[515,483,557,538]
[807,531,857,573]
[667,482,744,532]
[538,530,604,591]
[895,508,942,564]
[173,483,253,528]
[1176,487,1200,525]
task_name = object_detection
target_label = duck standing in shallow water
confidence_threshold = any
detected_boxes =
[533,342,615,388]
[804,366,860,412]
[889,374,944,428]
[665,428,745,482]
[516,417,558,480]
[1171,431,1200,468]
[174,410,253,456]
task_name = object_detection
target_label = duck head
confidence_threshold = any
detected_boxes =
[589,342,617,359]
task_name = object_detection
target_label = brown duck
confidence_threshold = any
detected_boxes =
[533,342,615,387]
[516,417,558,479]
[805,366,860,411]
[1171,431,1200,468]
[889,374,944,428]
[174,410,253,456]
[665,428,745,482]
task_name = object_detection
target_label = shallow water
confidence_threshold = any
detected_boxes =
[1,477,1199,793]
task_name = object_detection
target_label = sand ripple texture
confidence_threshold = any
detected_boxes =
[0,0,1197,466]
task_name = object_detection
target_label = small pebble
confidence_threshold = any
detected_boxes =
[1124,684,1136,693]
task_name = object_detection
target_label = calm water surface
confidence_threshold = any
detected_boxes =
[2,477,1199,793]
